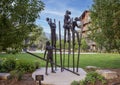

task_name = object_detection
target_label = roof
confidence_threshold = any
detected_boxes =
[79,10,89,20]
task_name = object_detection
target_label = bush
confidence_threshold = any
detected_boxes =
[2,57,16,72]
[71,72,107,85]
[34,61,40,69]
[0,59,3,72]
[10,70,24,81]
[0,57,37,73]
[79,72,106,85]
[71,80,79,85]
[16,60,36,73]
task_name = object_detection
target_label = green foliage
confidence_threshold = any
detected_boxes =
[79,80,86,85]
[0,0,44,52]
[89,0,120,53]
[80,72,106,85]
[2,57,16,72]
[10,70,24,81]
[81,39,88,52]
[0,56,37,73]
[0,59,2,70]
[16,60,36,73]
[71,80,79,85]
[34,61,40,69]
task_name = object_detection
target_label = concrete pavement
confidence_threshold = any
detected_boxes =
[32,68,86,85]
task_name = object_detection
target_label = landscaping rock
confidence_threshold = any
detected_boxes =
[96,70,118,79]
[85,66,98,71]
[0,73,10,80]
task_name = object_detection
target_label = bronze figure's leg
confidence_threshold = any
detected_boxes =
[50,57,55,73]
[76,28,82,72]
[45,57,49,75]
[67,28,71,69]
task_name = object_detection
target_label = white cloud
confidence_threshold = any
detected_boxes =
[43,10,64,17]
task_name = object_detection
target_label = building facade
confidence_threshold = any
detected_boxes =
[79,10,96,51]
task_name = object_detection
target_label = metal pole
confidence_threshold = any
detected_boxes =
[39,81,41,85]
[59,21,63,72]
[63,29,66,70]
[76,25,83,72]
[54,19,57,70]
[68,29,71,69]
[72,31,75,72]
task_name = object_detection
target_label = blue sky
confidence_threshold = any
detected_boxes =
[36,0,93,34]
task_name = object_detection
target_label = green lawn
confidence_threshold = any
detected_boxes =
[0,53,120,68]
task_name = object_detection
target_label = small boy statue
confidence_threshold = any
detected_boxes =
[44,41,56,75]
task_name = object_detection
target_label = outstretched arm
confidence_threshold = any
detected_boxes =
[52,46,60,50]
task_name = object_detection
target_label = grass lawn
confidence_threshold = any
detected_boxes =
[0,53,120,68]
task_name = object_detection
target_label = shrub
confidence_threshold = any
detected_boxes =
[10,70,24,81]
[0,59,3,72]
[16,60,36,73]
[71,80,79,85]
[79,72,107,85]
[2,57,16,72]
[34,61,40,69]
[0,57,37,73]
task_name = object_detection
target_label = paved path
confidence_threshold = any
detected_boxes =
[27,50,97,54]
[32,68,86,85]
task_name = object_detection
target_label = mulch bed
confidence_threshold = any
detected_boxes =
[0,74,36,85]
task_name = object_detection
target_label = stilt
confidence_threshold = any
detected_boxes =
[59,21,63,72]
[54,19,57,70]
[68,28,71,69]
[63,29,66,70]
[76,28,83,72]
[72,31,75,72]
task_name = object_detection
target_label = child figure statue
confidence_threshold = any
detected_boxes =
[44,41,56,75]
[63,10,72,43]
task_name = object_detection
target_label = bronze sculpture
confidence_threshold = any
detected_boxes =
[44,41,56,75]
[26,10,83,76]
[72,17,80,45]
[44,10,82,74]
[46,18,56,47]
[63,10,72,43]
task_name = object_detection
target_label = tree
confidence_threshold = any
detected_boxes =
[81,39,88,52]
[26,26,48,51]
[0,0,44,52]
[89,0,120,53]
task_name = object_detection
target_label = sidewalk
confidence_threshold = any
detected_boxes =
[32,68,86,85]
[27,50,97,54]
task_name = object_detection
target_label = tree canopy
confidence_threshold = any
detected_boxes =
[0,0,44,52]
[89,0,120,53]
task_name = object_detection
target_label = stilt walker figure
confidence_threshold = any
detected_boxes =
[71,17,80,72]
[63,10,72,43]
[63,10,72,69]
[46,18,56,47]
[46,18,57,70]
[72,17,80,45]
